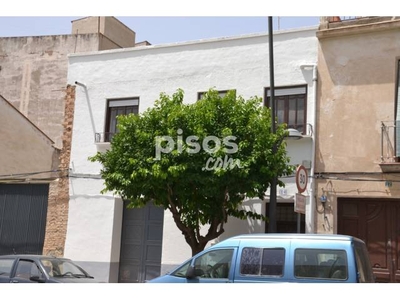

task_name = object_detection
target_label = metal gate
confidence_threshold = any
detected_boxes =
[118,202,164,283]
[0,184,49,255]
[338,198,400,283]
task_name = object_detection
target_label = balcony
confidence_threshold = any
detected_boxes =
[380,121,400,173]
[94,132,113,152]
[318,17,400,39]
[321,16,399,28]
[95,132,115,143]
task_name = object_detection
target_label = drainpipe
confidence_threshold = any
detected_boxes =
[75,81,87,88]
[300,64,318,233]
[74,80,97,140]
[396,64,400,158]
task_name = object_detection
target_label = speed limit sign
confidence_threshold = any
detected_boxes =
[296,165,308,194]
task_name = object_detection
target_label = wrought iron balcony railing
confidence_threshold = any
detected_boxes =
[381,121,396,163]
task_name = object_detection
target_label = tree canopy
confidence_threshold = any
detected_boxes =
[90,89,294,255]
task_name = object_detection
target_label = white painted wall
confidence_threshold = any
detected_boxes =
[64,176,123,282]
[66,27,318,279]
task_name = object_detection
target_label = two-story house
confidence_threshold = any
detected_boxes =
[315,16,400,283]
[66,26,318,282]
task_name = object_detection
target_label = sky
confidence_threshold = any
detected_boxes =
[0,16,320,45]
[0,0,386,45]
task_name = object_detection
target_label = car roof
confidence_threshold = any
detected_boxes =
[0,254,70,260]
[213,233,363,247]
[228,233,356,241]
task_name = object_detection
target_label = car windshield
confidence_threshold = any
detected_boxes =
[41,258,91,278]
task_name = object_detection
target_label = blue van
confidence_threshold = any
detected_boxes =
[148,234,374,283]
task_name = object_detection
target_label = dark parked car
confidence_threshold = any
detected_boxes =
[0,254,97,283]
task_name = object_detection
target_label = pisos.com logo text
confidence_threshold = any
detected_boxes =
[155,129,241,171]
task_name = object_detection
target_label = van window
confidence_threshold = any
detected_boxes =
[193,249,233,279]
[240,247,285,277]
[171,260,191,278]
[294,249,348,280]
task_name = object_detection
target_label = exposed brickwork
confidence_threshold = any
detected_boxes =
[42,85,75,256]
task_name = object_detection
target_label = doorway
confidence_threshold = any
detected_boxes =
[338,198,400,283]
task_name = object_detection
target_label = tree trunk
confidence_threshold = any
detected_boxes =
[190,241,209,257]
[167,201,225,257]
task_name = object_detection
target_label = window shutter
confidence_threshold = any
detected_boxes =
[266,86,306,97]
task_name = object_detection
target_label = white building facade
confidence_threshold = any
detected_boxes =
[66,27,318,282]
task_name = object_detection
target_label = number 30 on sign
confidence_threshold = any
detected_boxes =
[296,165,308,194]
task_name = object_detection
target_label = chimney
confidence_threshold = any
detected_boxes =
[71,17,136,50]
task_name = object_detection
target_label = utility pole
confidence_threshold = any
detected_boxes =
[267,16,277,233]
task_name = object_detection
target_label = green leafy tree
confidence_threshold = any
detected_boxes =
[90,89,294,256]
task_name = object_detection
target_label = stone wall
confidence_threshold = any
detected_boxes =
[43,85,75,256]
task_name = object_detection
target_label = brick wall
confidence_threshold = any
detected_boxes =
[42,85,75,256]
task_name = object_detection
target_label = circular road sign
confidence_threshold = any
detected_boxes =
[296,165,308,194]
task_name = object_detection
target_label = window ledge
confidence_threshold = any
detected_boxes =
[95,142,111,153]
[301,135,313,139]
[379,162,400,173]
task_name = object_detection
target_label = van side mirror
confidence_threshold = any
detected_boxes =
[186,265,196,279]
[186,266,205,279]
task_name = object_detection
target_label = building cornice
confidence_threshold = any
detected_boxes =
[317,18,400,40]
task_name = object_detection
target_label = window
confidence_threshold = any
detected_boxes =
[171,260,191,278]
[197,89,236,101]
[294,249,348,280]
[42,258,87,278]
[265,203,305,233]
[103,98,139,142]
[396,59,400,118]
[192,249,234,279]
[14,260,42,280]
[265,85,307,134]
[0,258,14,276]
[240,247,285,276]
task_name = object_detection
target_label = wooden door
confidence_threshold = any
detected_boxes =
[338,198,400,283]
